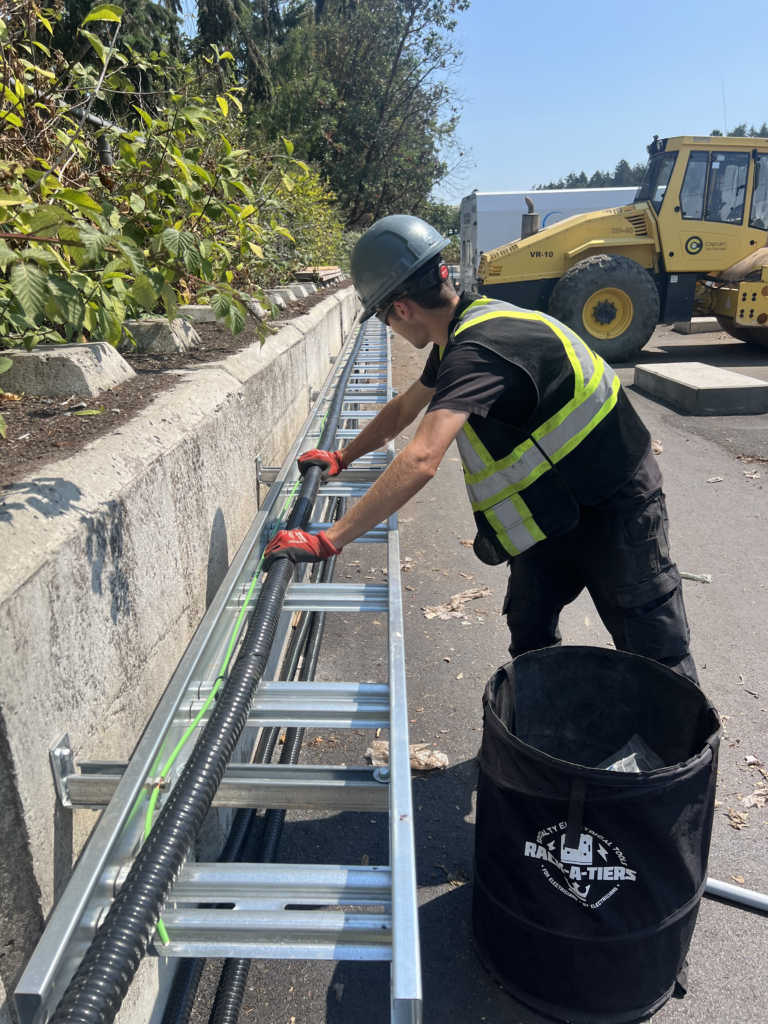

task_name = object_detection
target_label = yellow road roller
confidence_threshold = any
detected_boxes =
[477,135,768,360]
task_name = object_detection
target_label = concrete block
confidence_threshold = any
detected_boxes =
[246,300,268,321]
[672,317,721,335]
[121,318,200,355]
[265,290,286,310]
[178,304,217,323]
[634,361,768,415]
[0,342,135,398]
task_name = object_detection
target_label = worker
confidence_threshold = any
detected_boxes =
[264,215,698,682]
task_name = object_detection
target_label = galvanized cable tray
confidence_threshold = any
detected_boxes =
[19,318,421,1024]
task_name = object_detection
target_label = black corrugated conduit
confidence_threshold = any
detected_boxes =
[50,326,364,1024]
[161,548,334,1024]
[206,499,346,1024]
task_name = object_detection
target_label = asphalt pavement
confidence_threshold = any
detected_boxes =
[191,324,768,1024]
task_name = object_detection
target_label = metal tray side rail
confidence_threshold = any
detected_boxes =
[14,319,366,1024]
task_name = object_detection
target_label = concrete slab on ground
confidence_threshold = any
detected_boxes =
[121,317,200,354]
[193,327,768,1024]
[673,317,720,334]
[0,342,135,398]
[635,361,768,415]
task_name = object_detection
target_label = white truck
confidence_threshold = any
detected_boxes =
[459,186,640,292]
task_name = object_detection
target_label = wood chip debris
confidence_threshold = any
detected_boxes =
[422,586,491,619]
[740,787,768,809]
[706,476,723,483]
[744,469,761,480]
[460,539,474,547]
[726,808,749,829]
[365,739,448,770]
[652,439,663,455]
[680,572,712,584]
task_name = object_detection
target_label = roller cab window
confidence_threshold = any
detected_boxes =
[680,151,709,219]
[635,152,677,214]
[705,151,749,224]
[750,152,768,231]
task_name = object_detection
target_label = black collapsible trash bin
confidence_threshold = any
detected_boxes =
[472,646,721,1024]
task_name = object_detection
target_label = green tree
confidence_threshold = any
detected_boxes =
[536,159,645,190]
[711,122,768,137]
[260,0,470,228]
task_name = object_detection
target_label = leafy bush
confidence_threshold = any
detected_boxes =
[0,1,346,351]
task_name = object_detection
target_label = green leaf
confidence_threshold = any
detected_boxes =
[282,137,294,157]
[0,241,19,270]
[28,207,70,232]
[56,188,103,215]
[79,28,106,63]
[0,355,12,374]
[83,5,123,24]
[247,241,263,258]
[161,282,178,321]
[216,96,228,117]
[36,13,54,34]
[0,111,23,129]
[129,193,145,214]
[72,407,103,416]
[131,273,157,311]
[162,227,198,269]
[48,277,85,330]
[132,105,153,129]
[224,301,245,336]
[59,223,88,268]
[11,262,48,318]
[210,291,230,319]
[113,236,148,274]
[0,412,6,439]
[273,225,295,243]
[97,304,122,345]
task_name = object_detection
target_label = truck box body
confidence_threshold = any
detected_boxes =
[459,187,640,292]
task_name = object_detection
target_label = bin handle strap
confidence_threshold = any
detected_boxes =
[564,778,586,851]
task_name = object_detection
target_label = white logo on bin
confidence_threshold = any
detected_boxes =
[523,822,637,909]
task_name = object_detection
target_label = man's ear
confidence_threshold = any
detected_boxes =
[392,297,413,322]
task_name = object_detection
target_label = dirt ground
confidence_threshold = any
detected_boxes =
[0,282,346,488]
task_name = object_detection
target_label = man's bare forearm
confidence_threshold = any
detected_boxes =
[339,380,434,465]
[326,447,434,547]
[325,407,469,549]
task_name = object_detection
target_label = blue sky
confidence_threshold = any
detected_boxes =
[440,0,768,198]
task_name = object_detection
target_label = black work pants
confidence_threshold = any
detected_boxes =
[502,491,699,684]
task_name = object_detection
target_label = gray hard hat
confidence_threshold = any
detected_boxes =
[350,215,450,321]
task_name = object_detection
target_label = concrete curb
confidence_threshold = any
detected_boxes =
[0,286,358,1022]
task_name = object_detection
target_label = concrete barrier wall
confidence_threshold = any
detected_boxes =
[0,287,358,1022]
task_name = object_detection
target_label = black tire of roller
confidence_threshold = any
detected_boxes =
[548,254,660,363]
[716,315,768,349]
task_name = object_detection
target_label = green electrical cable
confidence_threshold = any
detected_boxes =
[143,474,302,945]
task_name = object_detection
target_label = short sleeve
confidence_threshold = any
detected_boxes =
[426,342,538,426]
[419,344,441,389]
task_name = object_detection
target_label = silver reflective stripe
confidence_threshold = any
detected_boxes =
[489,498,539,554]
[537,365,618,461]
[462,442,548,505]
[456,430,486,475]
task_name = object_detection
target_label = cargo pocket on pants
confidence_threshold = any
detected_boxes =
[615,566,690,661]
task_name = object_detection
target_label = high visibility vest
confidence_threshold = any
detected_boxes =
[443,297,621,558]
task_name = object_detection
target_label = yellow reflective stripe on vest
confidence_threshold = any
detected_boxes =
[457,431,550,509]
[454,308,541,337]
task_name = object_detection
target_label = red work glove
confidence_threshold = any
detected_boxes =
[263,529,342,569]
[298,448,346,481]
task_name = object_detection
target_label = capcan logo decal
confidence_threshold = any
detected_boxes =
[524,821,637,909]
[685,236,704,255]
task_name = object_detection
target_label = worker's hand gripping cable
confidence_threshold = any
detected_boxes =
[297,447,347,480]
[263,528,341,567]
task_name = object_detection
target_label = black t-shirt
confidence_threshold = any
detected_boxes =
[419,303,661,506]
